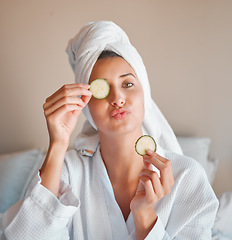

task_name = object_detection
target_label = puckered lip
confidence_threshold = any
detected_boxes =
[110,108,130,117]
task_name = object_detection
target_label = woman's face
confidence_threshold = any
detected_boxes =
[88,57,144,136]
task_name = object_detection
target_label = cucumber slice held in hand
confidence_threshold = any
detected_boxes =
[135,135,157,156]
[90,79,110,99]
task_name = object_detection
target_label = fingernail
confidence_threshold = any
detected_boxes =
[146,149,154,154]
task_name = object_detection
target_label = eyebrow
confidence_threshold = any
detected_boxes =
[119,73,136,79]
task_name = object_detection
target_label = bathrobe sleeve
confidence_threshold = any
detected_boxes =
[0,161,80,240]
[128,154,219,240]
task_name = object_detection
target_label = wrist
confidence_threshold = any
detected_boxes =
[49,139,69,151]
[41,141,67,172]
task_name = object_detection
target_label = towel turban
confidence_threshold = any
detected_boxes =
[66,21,182,155]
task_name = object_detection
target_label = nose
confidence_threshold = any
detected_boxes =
[109,87,125,107]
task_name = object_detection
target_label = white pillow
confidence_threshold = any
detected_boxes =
[213,192,232,239]
[0,149,44,213]
[177,137,218,184]
[207,157,219,185]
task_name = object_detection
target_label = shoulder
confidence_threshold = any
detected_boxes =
[163,149,218,206]
[64,149,93,171]
[156,150,218,237]
[64,149,84,165]
[162,149,215,200]
[163,149,207,181]
[61,149,92,183]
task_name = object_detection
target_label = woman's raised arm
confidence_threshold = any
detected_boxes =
[40,83,92,197]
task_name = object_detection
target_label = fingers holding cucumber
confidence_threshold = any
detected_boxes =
[43,83,92,146]
[135,135,157,156]
[44,78,111,145]
[135,135,174,204]
[44,83,92,111]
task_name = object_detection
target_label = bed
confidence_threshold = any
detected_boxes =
[0,136,231,239]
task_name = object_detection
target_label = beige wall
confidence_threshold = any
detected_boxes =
[0,0,231,195]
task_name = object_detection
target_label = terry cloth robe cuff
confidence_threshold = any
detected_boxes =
[127,217,166,240]
[28,171,80,217]
[144,217,167,240]
[3,172,80,239]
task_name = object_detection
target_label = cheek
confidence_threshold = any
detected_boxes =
[138,99,145,121]
[88,98,107,124]
[132,91,145,118]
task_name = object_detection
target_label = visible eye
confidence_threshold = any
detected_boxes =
[122,82,134,88]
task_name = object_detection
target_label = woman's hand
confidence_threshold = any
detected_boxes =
[130,150,174,240]
[43,83,92,147]
[40,83,91,197]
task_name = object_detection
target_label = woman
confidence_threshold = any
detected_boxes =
[1,21,218,240]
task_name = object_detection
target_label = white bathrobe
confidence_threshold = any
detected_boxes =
[1,145,218,240]
[0,21,218,239]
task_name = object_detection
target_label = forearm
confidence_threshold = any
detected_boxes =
[40,141,68,197]
[41,83,91,197]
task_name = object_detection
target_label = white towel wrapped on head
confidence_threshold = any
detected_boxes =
[66,21,183,156]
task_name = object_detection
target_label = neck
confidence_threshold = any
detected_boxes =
[99,128,144,185]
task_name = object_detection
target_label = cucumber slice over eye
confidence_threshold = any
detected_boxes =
[135,135,157,156]
[90,79,110,99]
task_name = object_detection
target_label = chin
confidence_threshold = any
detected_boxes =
[101,122,142,136]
